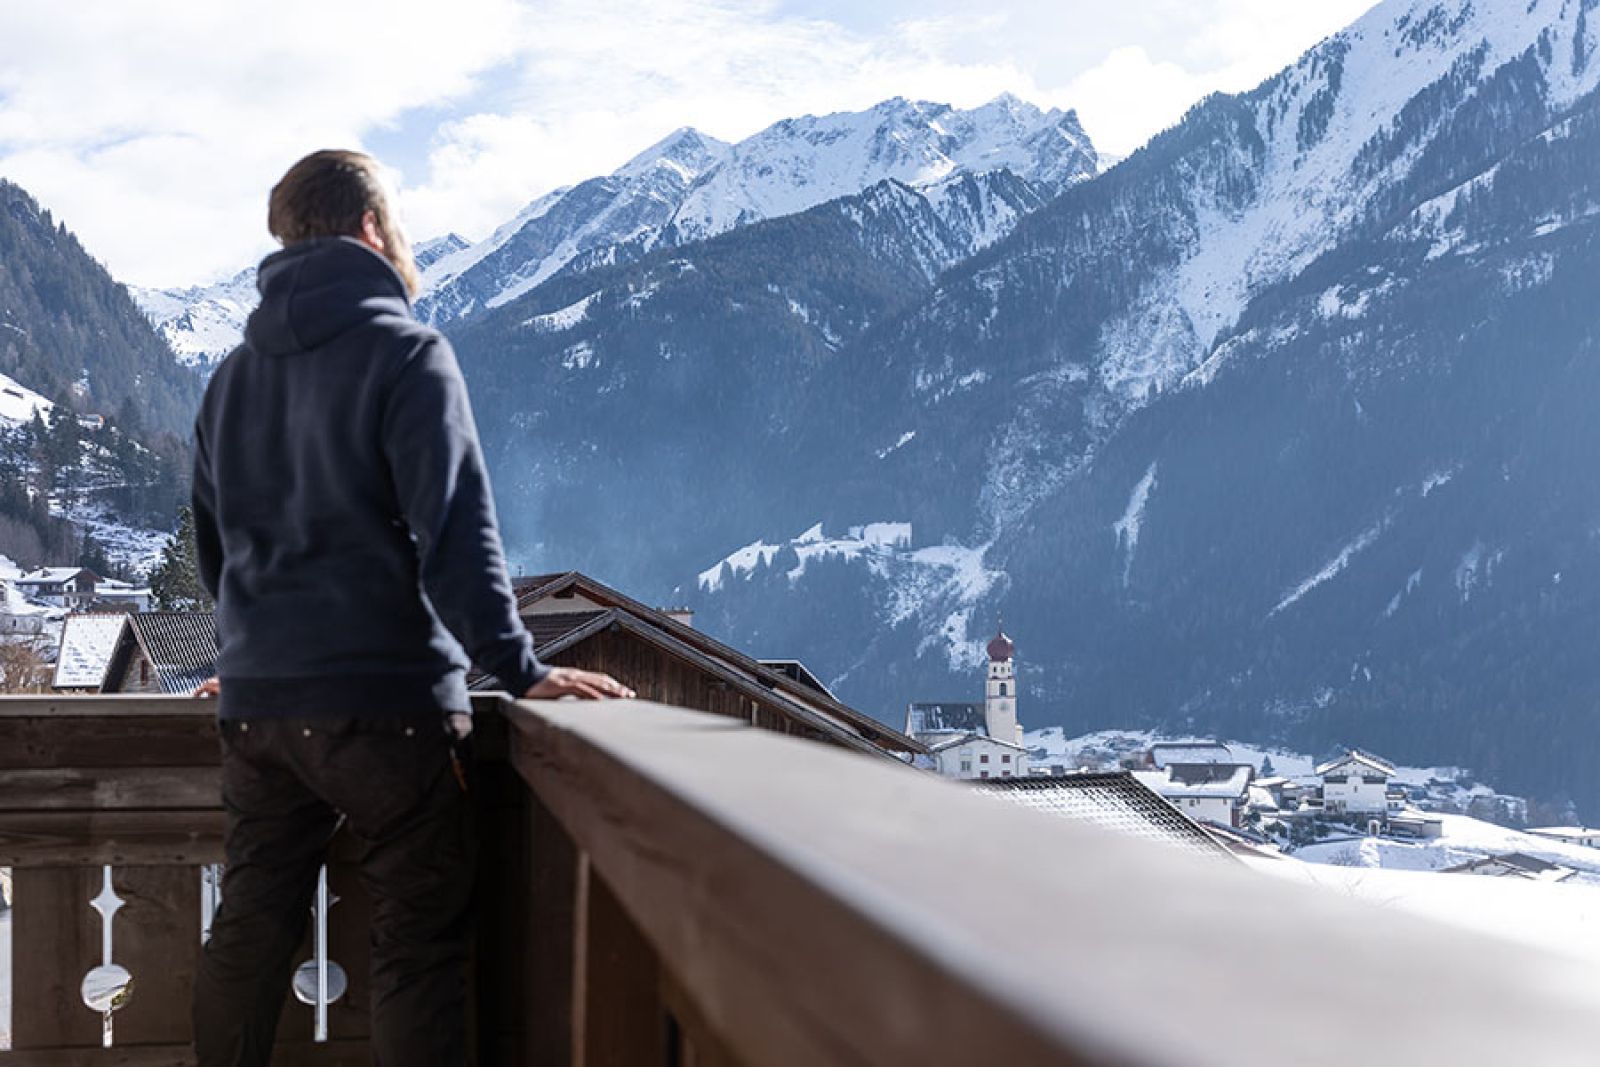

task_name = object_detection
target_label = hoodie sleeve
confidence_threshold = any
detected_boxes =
[380,336,549,695]
[192,410,223,604]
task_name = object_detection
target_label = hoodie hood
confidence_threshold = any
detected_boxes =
[245,237,412,356]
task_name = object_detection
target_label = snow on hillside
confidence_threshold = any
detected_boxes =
[698,521,914,591]
[0,371,52,426]
[1101,0,1600,408]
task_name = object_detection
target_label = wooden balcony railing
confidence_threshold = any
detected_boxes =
[3,693,1600,1065]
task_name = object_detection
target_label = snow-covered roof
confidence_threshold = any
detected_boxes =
[1525,827,1600,840]
[1134,765,1253,800]
[1442,853,1578,883]
[1148,741,1232,768]
[18,567,93,584]
[0,580,52,617]
[53,614,128,689]
[1247,784,1280,811]
[929,732,1027,754]
[1315,750,1397,778]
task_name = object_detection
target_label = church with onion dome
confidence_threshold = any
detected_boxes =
[904,625,1031,780]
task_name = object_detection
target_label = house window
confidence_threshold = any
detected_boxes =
[1001,754,1011,764]
[998,682,1008,696]
[980,771,989,779]
[139,660,149,685]
[1002,771,1012,778]
[960,760,971,773]
[980,754,990,764]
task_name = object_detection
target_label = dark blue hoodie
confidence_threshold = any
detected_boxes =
[192,236,547,719]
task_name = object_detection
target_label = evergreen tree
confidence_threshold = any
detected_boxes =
[77,532,113,578]
[149,505,212,611]
[1260,755,1276,777]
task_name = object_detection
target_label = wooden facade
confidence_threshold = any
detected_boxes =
[507,571,924,761]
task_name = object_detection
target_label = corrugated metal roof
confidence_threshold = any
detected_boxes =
[972,772,1233,860]
[128,611,220,694]
[53,614,127,689]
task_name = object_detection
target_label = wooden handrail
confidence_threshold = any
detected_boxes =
[500,696,1600,1067]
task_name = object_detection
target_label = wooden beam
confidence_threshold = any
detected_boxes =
[503,697,1600,1067]
[0,811,227,867]
[0,716,218,770]
[0,767,221,811]
[0,1040,372,1065]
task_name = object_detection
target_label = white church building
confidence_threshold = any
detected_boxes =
[906,626,1030,780]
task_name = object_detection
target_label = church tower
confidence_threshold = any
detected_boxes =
[984,624,1021,745]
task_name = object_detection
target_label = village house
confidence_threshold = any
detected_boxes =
[478,572,923,762]
[0,580,57,636]
[1316,750,1397,816]
[1525,827,1600,849]
[101,612,220,695]
[1134,762,1255,829]
[928,733,1030,780]
[91,578,153,612]
[15,567,101,609]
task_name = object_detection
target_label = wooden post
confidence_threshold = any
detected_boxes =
[579,873,665,1067]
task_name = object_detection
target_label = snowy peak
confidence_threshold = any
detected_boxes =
[664,94,1095,245]
[416,93,1098,324]
[413,232,470,272]
[131,267,257,367]
[615,126,731,180]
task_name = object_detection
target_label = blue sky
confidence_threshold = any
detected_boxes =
[0,0,1379,287]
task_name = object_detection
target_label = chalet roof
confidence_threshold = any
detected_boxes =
[1166,762,1255,787]
[1133,765,1253,800]
[928,732,1028,754]
[1148,741,1232,768]
[53,614,127,689]
[523,609,607,648]
[499,573,926,758]
[124,612,220,694]
[1441,853,1578,882]
[972,773,1233,861]
[906,702,986,737]
[18,567,96,585]
[759,660,837,700]
[1525,827,1600,840]
[1315,750,1397,778]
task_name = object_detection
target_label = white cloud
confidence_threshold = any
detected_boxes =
[0,0,1383,287]
[0,0,523,286]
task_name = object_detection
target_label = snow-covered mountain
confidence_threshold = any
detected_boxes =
[133,95,1097,349]
[448,0,1600,819]
[133,232,473,366]
[132,268,256,367]
[416,94,1097,324]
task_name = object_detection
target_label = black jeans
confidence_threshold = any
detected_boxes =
[192,715,473,1066]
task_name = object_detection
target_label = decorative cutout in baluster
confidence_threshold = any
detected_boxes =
[291,865,346,1042]
[200,863,223,944]
[80,865,132,1048]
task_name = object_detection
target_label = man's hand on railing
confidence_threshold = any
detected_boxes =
[524,667,634,701]
[193,677,220,699]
